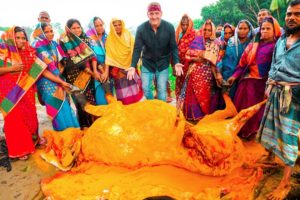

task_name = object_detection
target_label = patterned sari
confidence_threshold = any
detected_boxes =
[175,15,196,100]
[0,27,47,158]
[182,21,220,121]
[232,17,281,139]
[86,17,109,105]
[60,25,97,128]
[105,18,143,105]
[32,23,79,131]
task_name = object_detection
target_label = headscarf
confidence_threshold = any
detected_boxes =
[60,23,95,65]
[175,14,194,43]
[175,14,196,62]
[220,23,235,43]
[0,26,47,117]
[189,20,219,65]
[31,23,67,120]
[247,16,281,69]
[86,17,107,64]
[233,20,255,57]
[105,18,134,69]
[32,23,66,75]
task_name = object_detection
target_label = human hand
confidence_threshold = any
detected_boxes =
[11,63,23,72]
[215,73,223,88]
[61,81,72,91]
[175,63,184,76]
[126,67,135,80]
[100,69,109,83]
[227,76,236,86]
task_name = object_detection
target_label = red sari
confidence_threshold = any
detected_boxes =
[182,21,220,121]
[175,15,196,100]
[0,28,41,158]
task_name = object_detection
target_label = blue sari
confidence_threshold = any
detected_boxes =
[86,18,109,105]
[217,20,254,98]
[217,20,254,81]
[32,24,79,131]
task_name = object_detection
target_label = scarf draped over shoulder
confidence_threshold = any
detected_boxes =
[105,18,134,70]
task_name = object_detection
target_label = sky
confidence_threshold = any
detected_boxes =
[0,0,217,29]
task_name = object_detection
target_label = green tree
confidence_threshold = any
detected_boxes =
[193,19,204,30]
[270,0,290,25]
[199,0,290,27]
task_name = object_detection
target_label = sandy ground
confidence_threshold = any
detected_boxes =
[0,104,55,200]
[1,100,300,200]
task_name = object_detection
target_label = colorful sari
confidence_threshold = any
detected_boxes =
[60,24,97,128]
[0,27,47,158]
[32,23,79,131]
[216,23,235,61]
[175,14,196,100]
[217,20,254,98]
[105,18,143,105]
[232,17,281,139]
[86,17,109,105]
[182,21,221,121]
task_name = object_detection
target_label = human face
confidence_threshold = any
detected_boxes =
[285,5,300,31]
[224,27,233,41]
[43,25,54,41]
[260,21,274,42]
[203,23,212,39]
[257,10,269,25]
[70,22,82,37]
[147,11,162,28]
[15,32,27,49]
[113,20,122,35]
[238,22,250,40]
[38,13,51,23]
[216,25,223,32]
[181,20,189,33]
[94,18,105,36]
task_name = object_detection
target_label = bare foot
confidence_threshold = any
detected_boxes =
[166,96,173,103]
[19,155,29,161]
[266,181,291,200]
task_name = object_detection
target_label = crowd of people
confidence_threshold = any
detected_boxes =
[0,1,299,199]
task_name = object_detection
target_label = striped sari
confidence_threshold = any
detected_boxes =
[0,27,47,158]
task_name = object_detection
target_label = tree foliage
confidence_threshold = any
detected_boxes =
[200,0,288,27]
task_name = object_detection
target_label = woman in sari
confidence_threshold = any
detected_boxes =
[217,20,254,98]
[0,27,47,159]
[32,23,79,131]
[227,17,281,139]
[105,18,143,105]
[86,17,110,105]
[174,14,196,100]
[60,19,98,129]
[181,20,221,121]
[216,23,234,61]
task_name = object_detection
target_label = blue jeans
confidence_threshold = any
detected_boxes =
[141,66,169,101]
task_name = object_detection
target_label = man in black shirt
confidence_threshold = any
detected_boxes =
[128,2,184,101]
